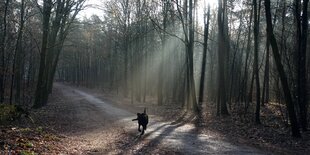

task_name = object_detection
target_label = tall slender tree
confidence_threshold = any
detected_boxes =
[198,4,210,106]
[0,0,10,103]
[34,0,85,108]
[13,0,26,104]
[264,0,301,137]
[217,0,229,115]
[34,0,52,108]
[157,0,168,105]
[253,0,262,124]
[295,0,309,131]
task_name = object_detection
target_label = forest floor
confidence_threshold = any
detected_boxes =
[0,83,309,154]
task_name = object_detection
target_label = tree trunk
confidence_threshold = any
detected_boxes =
[123,0,129,97]
[44,0,64,98]
[262,37,270,106]
[299,0,309,131]
[33,0,52,108]
[0,0,10,102]
[217,0,229,115]
[158,0,168,106]
[253,0,261,124]
[187,0,198,113]
[241,6,253,103]
[295,0,309,131]
[264,0,301,137]
[198,4,210,105]
[14,0,26,105]
[47,2,82,94]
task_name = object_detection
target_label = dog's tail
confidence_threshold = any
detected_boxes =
[144,107,147,114]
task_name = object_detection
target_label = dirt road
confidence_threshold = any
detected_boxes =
[53,83,270,154]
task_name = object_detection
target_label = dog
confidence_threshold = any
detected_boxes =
[132,108,148,135]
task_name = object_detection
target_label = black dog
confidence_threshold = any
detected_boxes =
[132,108,148,135]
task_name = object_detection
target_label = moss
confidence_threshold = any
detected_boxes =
[0,104,16,122]
[36,126,43,133]
[44,133,60,141]
[0,104,29,124]
[19,127,32,132]
[19,150,36,155]
[25,142,34,148]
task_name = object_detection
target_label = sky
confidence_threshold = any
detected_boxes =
[78,0,218,20]
[78,0,105,19]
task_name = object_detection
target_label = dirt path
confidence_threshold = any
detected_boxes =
[53,83,271,154]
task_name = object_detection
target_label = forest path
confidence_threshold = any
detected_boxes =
[54,83,270,154]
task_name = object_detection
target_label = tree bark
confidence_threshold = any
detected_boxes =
[0,0,10,102]
[47,1,83,94]
[33,0,52,108]
[44,0,65,96]
[295,0,309,131]
[157,0,169,106]
[264,0,301,137]
[262,37,270,106]
[299,0,309,131]
[241,6,253,104]
[187,0,199,113]
[253,0,261,124]
[14,0,26,105]
[123,0,129,97]
[198,4,210,105]
[217,0,229,115]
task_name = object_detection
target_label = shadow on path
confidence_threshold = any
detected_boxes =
[52,83,270,155]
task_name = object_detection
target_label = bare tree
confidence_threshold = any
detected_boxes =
[217,0,229,116]
[198,4,210,105]
[34,0,85,108]
[253,0,262,124]
[34,0,52,108]
[264,0,301,137]
[294,0,309,131]
[0,0,10,102]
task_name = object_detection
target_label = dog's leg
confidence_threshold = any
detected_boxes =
[138,124,141,132]
[140,125,146,135]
